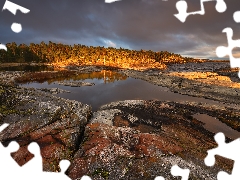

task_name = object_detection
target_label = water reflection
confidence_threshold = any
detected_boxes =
[45,70,128,84]
[22,70,236,113]
[74,70,128,84]
[193,113,240,139]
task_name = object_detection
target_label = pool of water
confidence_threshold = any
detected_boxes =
[193,113,240,139]
[21,70,236,111]
[21,70,240,138]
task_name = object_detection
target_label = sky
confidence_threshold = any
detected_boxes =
[0,0,240,59]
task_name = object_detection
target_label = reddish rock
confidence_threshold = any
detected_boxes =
[0,105,90,172]
[68,158,89,180]
[68,123,183,179]
[11,145,34,166]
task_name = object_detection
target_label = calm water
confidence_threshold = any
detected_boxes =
[21,70,240,138]
[21,70,233,111]
[193,113,240,139]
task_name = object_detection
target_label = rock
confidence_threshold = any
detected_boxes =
[121,67,240,105]
[0,85,91,172]
[0,63,238,179]
[90,109,122,126]
[68,122,184,180]
[165,62,230,73]
[38,88,70,94]
[0,71,24,85]
[57,81,95,87]
[67,100,232,180]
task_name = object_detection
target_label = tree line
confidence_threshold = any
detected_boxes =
[0,41,196,68]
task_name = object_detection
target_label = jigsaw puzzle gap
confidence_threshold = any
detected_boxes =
[11,22,22,33]
[2,0,30,33]
[233,11,240,23]
[0,123,9,131]
[216,27,240,78]
[59,160,70,174]
[174,0,227,22]
[0,44,7,51]
[171,164,190,180]
[0,124,74,180]
[205,132,240,179]
[105,0,121,3]
[2,0,30,15]
[154,176,165,180]
[81,175,93,180]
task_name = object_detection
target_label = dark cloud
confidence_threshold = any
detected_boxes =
[0,0,239,59]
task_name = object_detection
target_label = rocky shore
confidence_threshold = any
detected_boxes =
[119,64,240,106]
[68,100,236,180]
[0,61,239,179]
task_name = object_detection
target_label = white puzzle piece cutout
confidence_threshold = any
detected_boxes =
[174,0,227,23]
[215,26,240,78]
[2,0,30,15]
[11,22,22,33]
[154,176,165,180]
[2,0,30,33]
[154,164,190,180]
[0,123,93,180]
[0,141,73,180]
[80,175,92,180]
[171,165,190,180]
[205,132,240,180]
[233,11,240,23]
[0,123,22,179]
[0,141,23,179]
[105,0,121,3]
[0,44,7,51]
[20,142,43,174]
[0,123,9,131]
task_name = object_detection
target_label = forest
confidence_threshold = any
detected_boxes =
[0,41,197,69]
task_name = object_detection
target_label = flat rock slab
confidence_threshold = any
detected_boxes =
[56,81,95,87]
[0,85,91,172]
[38,88,70,94]
[68,100,235,180]
[121,68,240,105]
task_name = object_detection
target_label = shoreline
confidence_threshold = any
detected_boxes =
[0,61,239,179]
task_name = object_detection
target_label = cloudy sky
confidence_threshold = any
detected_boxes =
[1,0,240,59]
